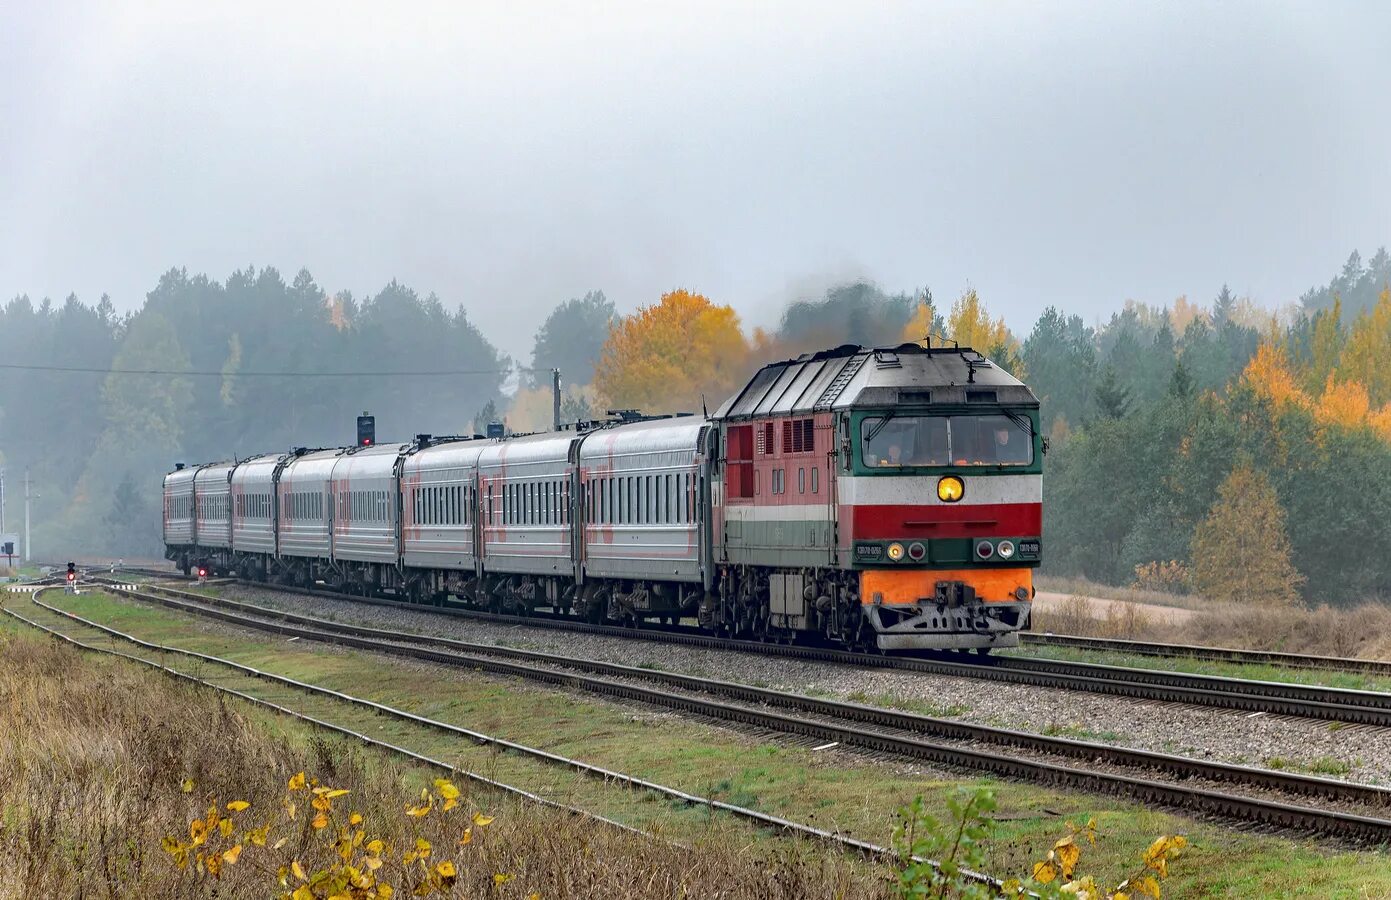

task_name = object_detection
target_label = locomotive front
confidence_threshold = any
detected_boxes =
[837,346,1041,650]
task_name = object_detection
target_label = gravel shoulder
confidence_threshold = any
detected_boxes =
[195,582,1391,786]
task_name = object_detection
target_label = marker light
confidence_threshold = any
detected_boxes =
[887,542,906,562]
[907,542,926,561]
[996,540,1016,559]
[937,476,964,502]
[975,540,995,560]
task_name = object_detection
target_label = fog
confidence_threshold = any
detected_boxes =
[4,1,1389,360]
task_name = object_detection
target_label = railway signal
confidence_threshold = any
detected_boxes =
[357,413,375,447]
[197,565,208,583]
[66,561,76,594]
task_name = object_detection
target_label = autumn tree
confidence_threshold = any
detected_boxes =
[946,288,1023,376]
[594,289,750,413]
[1339,286,1391,405]
[1190,464,1304,606]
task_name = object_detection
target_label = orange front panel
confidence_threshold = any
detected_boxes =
[860,567,1033,605]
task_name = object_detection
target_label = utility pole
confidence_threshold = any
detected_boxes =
[551,368,562,431]
[23,469,31,563]
[0,468,6,533]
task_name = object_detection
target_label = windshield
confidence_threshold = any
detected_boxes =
[860,414,1033,467]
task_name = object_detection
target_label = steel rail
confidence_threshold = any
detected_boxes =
[135,575,1391,728]
[9,591,943,873]
[83,580,1391,843]
[1020,632,1391,677]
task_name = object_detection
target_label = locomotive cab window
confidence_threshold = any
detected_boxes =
[861,414,1033,468]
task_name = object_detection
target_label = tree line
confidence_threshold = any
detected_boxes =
[3,250,1390,607]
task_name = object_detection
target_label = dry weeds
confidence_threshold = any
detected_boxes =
[1032,591,1391,660]
[0,630,887,899]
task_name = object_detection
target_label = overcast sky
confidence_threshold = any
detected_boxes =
[2,1,1388,361]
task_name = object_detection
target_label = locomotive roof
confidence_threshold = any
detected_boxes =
[713,343,1037,420]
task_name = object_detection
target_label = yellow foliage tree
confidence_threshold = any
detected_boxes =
[1191,465,1304,606]
[1303,297,1344,394]
[1340,286,1391,406]
[1168,295,1207,335]
[945,288,1023,376]
[594,289,751,413]
[1241,343,1310,411]
[899,298,939,344]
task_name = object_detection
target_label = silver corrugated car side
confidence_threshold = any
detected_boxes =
[193,462,236,550]
[401,439,488,572]
[577,417,705,583]
[230,453,287,556]
[277,449,343,559]
[163,466,200,547]
[478,432,580,578]
[330,444,408,564]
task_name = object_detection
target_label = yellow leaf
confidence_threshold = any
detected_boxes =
[285,800,297,820]
[528,894,540,900]
[1136,875,1162,899]
[405,803,431,818]
[180,778,195,794]
[206,852,222,877]
[273,837,289,850]
[494,873,515,885]
[364,856,383,871]
[293,886,314,900]
[1056,839,1081,878]
[190,819,208,846]
[226,800,250,812]
[222,844,242,865]
[326,789,351,799]
[312,811,329,829]
[288,771,307,791]
[1032,860,1058,884]
[459,827,473,846]
[312,794,332,812]
[292,859,307,882]
[471,812,494,826]
[1114,894,1130,900]
[247,824,270,847]
[436,860,457,879]
[434,779,460,800]
[442,796,458,811]
[219,818,234,838]
[416,837,431,858]
[366,839,385,855]
[349,813,363,826]
[377,885,394,899]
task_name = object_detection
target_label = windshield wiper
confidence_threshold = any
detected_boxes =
[864,412,896,444]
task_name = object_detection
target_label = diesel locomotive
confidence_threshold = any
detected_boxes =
[163,343,1042,652]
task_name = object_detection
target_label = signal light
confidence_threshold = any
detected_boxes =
[66,561,76,583]
[357,413,376,447]
[198,566,208,578]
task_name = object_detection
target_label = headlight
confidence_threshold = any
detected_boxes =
[907,542,926,561]
[975,540,994,560]
[887,542,905,561]
[937,476,964,503]
[997,540,1016,559]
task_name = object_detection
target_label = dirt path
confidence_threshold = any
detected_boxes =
[1032,591,1198,626]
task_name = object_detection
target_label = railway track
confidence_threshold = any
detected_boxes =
[4,586,960,877]
[77,577,1391,843]
[129,572,1391,729]
[1020,632,1391,677]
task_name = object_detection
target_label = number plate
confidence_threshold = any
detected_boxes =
[1019,540,1041,556]
[854,543,884,561]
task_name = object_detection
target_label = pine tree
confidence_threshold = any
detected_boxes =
[1093,366,1131,420]
[1190,465,1304,606]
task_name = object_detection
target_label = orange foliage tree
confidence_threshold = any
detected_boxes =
[594,289,752,414]
[945,288,1023,376]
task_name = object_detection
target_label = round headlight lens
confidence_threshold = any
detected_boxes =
[907,542,926,561]
[937,476,964,503]
[887,542,906,561]
[997,540,1016,559]
[975,540,995,559]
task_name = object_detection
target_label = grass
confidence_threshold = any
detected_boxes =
[845,690,971,719]
[1264,756,1356,778]
[0,624,879,898]
[8,591,1391,896]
